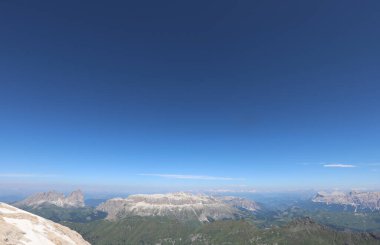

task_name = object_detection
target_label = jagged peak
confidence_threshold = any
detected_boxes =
[14,189,85,208]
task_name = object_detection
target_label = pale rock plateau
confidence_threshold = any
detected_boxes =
[97,192,260,222]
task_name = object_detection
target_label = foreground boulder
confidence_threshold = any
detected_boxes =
[0,202,90,245]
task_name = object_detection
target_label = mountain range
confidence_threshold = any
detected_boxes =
[312,191,380,211]
[6,189,380,244]
[96,192,259,222]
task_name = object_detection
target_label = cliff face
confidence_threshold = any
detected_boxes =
[65,190,85,208]
[0,202,90,245]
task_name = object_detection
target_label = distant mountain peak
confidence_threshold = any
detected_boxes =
[216,196,261,212]
[66,189,85,207]
[14,190,85,208]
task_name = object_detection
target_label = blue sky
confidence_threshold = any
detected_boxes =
[0,0,380,193]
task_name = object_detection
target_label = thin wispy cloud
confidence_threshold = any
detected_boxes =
[323,164,356,168]
[138,174,243,181]
[0,173,56,178]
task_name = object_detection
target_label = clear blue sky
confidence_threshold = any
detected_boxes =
[0,0,379,193]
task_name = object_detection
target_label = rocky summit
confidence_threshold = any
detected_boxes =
[312,190,380,210]
[96,192,249,222]
[14,190,85,208]
[0,202,90,245]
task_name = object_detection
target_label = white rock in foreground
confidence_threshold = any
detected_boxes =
[0,202,90,245]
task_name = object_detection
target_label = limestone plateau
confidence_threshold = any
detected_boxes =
[96,192,259,222]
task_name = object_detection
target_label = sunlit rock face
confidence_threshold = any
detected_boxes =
[0,202,90,245]
[14,190,85,208]
[312,191,380,210]
[97,192,245,222]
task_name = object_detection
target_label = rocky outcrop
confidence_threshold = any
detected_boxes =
[97,192,244,222]
[65,190,85,208]
[14,190,85,208]
[0,202,90,245]
[312,191,380,210]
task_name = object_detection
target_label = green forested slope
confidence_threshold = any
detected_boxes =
[65,217,380,245]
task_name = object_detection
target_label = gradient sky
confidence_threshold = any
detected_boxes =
[1,0,380,193]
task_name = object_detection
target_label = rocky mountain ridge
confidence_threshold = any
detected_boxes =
[312,190,380,210]
[96,192,258,222]
[0,202,89,245]
[14,190,85,208]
